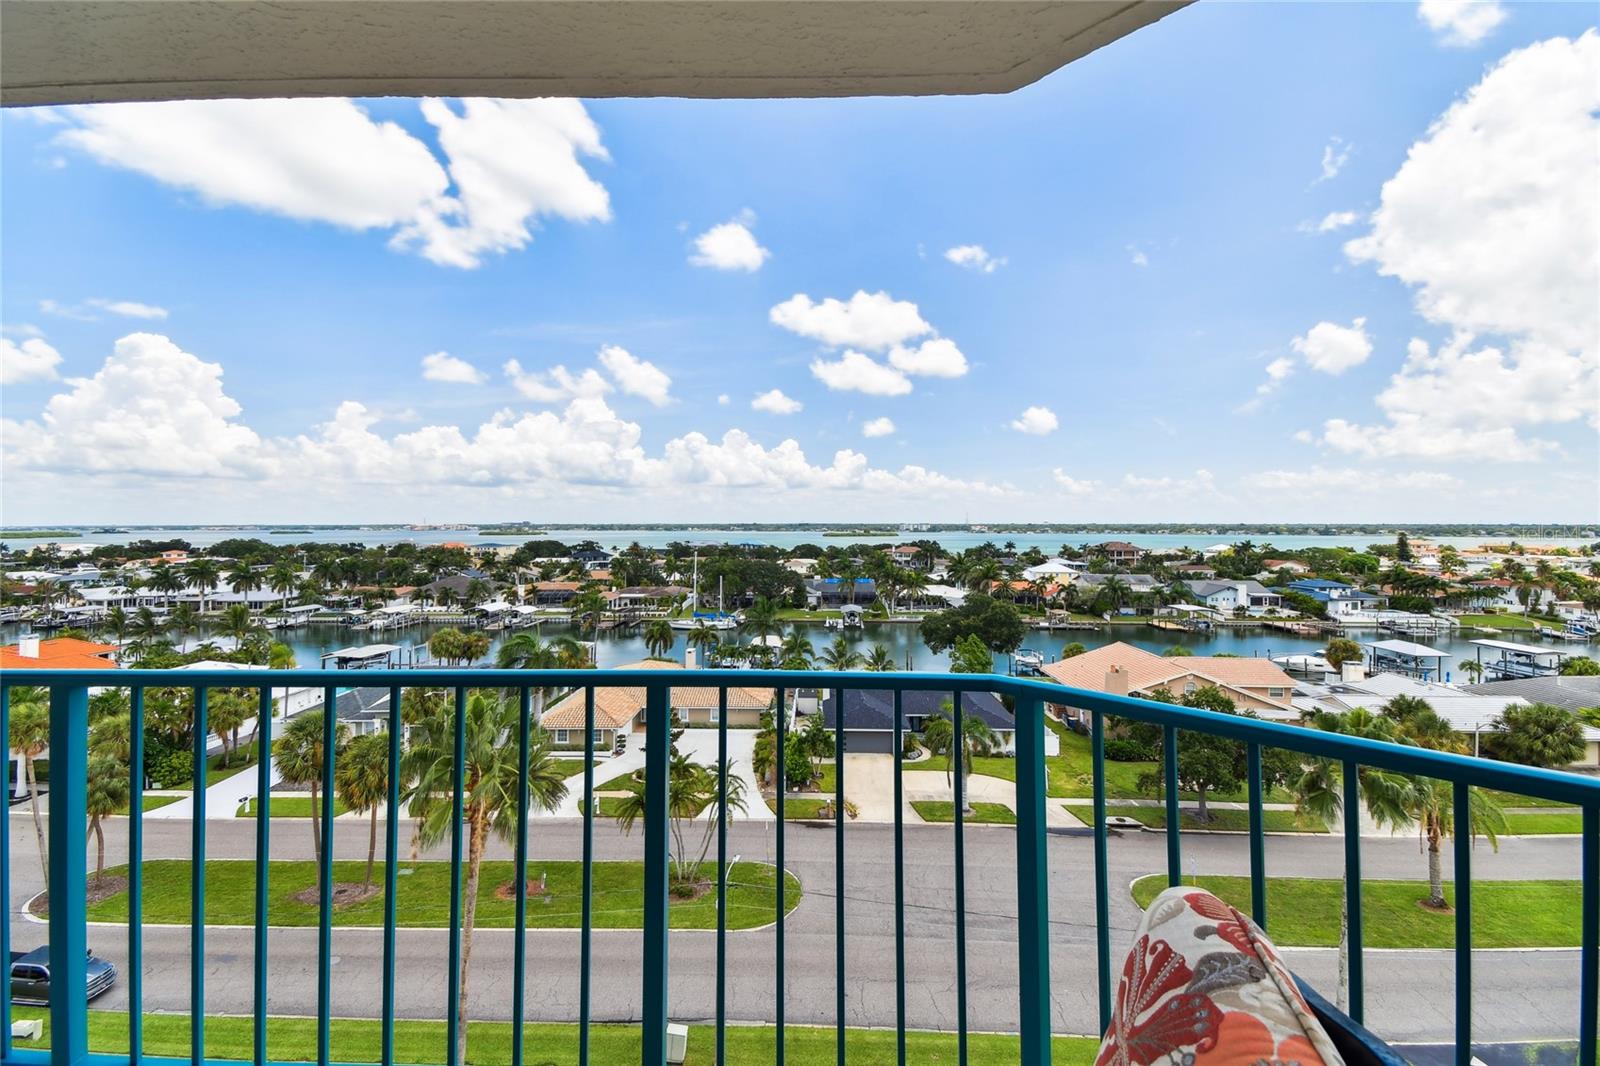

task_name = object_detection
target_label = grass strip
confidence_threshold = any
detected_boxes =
[1130,874,1584,948]
[71,859,797,931]
[911,801,1016,825]
[8,1007,1100,1065]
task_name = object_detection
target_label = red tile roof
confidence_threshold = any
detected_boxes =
[0,637,120,670]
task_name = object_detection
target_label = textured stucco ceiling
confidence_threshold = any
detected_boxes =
[1,1,1187,106]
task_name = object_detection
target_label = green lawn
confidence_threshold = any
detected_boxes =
[1104,806,1327,833]
[1453,613,1539,630]
[911,801,1016,825]
[167,739,262,791]
[1484,789,1575,809]
[1130,875,1584,948]
[595,770,642,792]
[72,859,797,931]
[904,720,1293,805]
[1501,810,1586,834]
[765,797,837,820]
[553,759,596,779]
[241,797,351,819]
[116,794,183,815]
[8,1006,1098,1065]
[786,761,837,796]
[576,796,631,818]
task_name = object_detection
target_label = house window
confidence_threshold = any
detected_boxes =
[1268,687,1286,698]
[592,729,604,746]
[1183,681,1198,695]
[555,729,569,745]
[709,705,720,723]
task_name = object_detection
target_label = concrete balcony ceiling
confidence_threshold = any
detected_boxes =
[1,0,1187,107]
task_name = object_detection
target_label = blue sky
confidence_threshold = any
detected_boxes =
[2,1,1596,525]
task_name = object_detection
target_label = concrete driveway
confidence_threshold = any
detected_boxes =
[543,727,772,821]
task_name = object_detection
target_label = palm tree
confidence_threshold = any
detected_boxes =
[8,692,52,888]
[1457,660,1484,683]
[964,559,1003,593]
[186,558,221,615]
[148,564,185,605]
[642,618,675,660]
[1293,708,1416,1011]
[267,560,300,607]
[686,623,721,663]
[495,633,586,725]
[220,602,257,647]
[334,733,390,889]
[85,752,130,885]
[863,645,896,672]
[403,692,568,1064]
[778,631,815,670]
[741,596,783,665]
[103,605,131,650]
[920,699,998,812]
[613,755,748,886]
[819,635,863,673]
[835,558,863,608]
[273,710,348,869]
[569,588,607,636]
[169,602,198,649]
[131,605,166,645]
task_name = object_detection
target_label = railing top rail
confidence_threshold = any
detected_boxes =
[6,666,1599,806]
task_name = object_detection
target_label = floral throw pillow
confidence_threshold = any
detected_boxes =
[1096,886,1345,1066]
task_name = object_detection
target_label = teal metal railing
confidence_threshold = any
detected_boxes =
[2,667,1598,1066]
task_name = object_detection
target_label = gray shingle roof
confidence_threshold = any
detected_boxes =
[1462,675,1600,712]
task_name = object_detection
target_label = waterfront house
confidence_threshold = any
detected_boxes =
[805,576,877,607]
[1090,540,1146,565]
[1463,674,1600,767]
[816,688,1021,755]
[1040,641,1297,717]
[1285,578,1389,620]
[539,659,776,750]
[1182,579,1283,615]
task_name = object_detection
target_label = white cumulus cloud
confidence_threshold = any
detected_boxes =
[808,351,913,396]
[944,245,1005,273]
[420,351,487,385]
[1009,405,1059,435]
[597,345,672,406]
[861,417,896,438]
[887,337,968,379]
[771,291,931,352]
[56,97,610,270]
[1418,0,1507,47]
[1,337,64,385]
[503,360,611,404]
[1052,469,1098,496]
[1292,318,1373,374]
[1329,32,1599,461]
[690,211,770,272]
[751,388,803,415]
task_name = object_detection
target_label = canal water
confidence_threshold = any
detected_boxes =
[219,619,1556,682]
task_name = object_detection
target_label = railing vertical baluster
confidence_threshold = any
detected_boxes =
[252,686,271,1066]
[129,686,145,1066]
[48,683,90,1066]
[382,685,402,1066]
[1247,742,1266,929]
[1342,758,1364,1024]
[0,687,11,1062]
[1162,724,1181,886]
[580,687,595,1066]
[776,687,787,1066]
[893,688,907,1066]
[1091,710,1111,1033]
[953,689,968,1066]
[513,687,532,1066]
[834,686,847,1066]
[1579,804,1597,1066]
[642,682,671,1066]
[191,687,207,1066]
[317,685,337,1066]
[446,686,467,1066]
[716,687,729,1065]
[1013,695,1051,1066]
[1452,780,1471,1066]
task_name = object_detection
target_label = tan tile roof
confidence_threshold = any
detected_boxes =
[540,660,774,729]
[1040,642,1293,706]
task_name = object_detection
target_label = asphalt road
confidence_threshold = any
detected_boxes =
[6,815,1592,1044]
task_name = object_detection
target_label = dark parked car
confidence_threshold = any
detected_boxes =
[9,946,117,1005]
